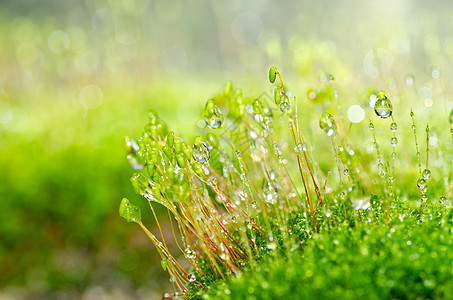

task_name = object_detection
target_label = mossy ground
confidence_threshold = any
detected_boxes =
[122,70,452,299]
[195,203,453,299]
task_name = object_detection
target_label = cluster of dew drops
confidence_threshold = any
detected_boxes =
[119,67,453,300]
[317,83,452,206]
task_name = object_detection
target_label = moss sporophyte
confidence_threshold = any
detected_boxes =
[120,67,453,299]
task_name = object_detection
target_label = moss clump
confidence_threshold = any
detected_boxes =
[198,204,453,299]
[121,66,453,299]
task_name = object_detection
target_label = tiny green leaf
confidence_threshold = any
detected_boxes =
[269,66,278,83]
[274,87,282,105]
[224,81,233,98]
[162,145,173,159]
[161,259,168,271]
[119,198,141,223]
[176,153,187,168]
[166,131,175,148]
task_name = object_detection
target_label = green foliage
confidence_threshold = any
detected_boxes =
[200,205,453,299]
[119,198,141,223]
[0,79,210,292]
[123,66,453,299]
[268,66,278,83]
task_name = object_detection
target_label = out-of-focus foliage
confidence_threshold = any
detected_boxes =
[0,78,211,294]
[0,7,213,293]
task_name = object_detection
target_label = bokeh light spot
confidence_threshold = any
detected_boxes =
[347,105,365,123]
[48,30,70,54]
[0,101,13,124]
[80,85,103,110]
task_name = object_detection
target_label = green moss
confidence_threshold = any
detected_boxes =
[201,205,453,299]
[122,67,453,298]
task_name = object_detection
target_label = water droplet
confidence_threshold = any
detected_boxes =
[431,65,440,79]
[263,180,277,204]
[439,196,446,204]
[252,99,264,120]
[301,142,308,151]
[125,136,139,154]
[378,162,384,171]
[204,99,223,129]
[374,91,393,118]
[185,247,196,260]
[390,122,397,131]
[421,194,428,203]
[319,112,337,136]
[369,93,377,108]
[449,109,453,124]
[279,97,291,113]
[295,142,308,152]
[192,137,210,164]
[417,178,427,189]
[343,169,349,176]
[352,198,370,210]
[252,99,273,132]
[269,170,276,181]
[261,114,273,132]
[422,169,431,179]
[369,122,374,129]
[273,87,291,113]
[323,208,332,217]
[128,154,145,170]
[391,137,398,145]
[405,74,414,85]
[267,242,277,250]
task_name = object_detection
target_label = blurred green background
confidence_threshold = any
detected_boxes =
[1,0,453,299]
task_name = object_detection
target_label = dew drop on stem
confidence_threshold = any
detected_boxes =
[422,169,431,179]
[417,178,427,189]
[192,137,210,164]
[390,122,397,131]
[319,112,337,136]
[374,91,393,118]
[204,99,223,129]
